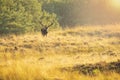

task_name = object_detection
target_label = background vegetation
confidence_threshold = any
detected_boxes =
[1,0,120,34]
[43,0,120,26]
[0,0,59,34]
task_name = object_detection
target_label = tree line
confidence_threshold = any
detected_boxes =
[0,0,120,34]
[44,0,120,26]
[0,0,59,34]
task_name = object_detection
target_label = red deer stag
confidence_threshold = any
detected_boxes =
[40,21,53,36]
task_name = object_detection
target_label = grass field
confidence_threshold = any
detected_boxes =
[0,25,120,80]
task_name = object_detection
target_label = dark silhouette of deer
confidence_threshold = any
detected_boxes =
[40,21,53,36]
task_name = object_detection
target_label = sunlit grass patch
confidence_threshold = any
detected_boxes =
[0,25,120,80]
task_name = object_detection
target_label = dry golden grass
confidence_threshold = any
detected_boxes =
[0,25,120,80]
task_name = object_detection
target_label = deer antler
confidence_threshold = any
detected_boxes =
[40,21,54,28]
[39,21,44,27]
[39,15,54,27]
[47,22,54,28]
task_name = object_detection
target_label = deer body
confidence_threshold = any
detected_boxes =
[41,26,48,36]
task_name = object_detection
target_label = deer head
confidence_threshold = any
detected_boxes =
[40,21,54,36]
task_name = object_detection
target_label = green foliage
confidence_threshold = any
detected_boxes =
[2,0,119,33]
[42,0,72,27]
[0,0,59,34]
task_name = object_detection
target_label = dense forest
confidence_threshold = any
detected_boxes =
[0,0,59,34]
[0,0,120,34]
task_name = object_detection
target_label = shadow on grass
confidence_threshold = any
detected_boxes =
[62,60,120,76]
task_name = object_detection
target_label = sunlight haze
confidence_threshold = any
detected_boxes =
[109,0,120,9]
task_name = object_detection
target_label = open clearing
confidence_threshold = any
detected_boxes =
[0,25,120,80]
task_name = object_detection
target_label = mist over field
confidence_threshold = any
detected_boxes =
[43,0,120,26]
[0,0,120,80]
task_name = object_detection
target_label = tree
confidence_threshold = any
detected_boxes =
[0,0,59,34]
